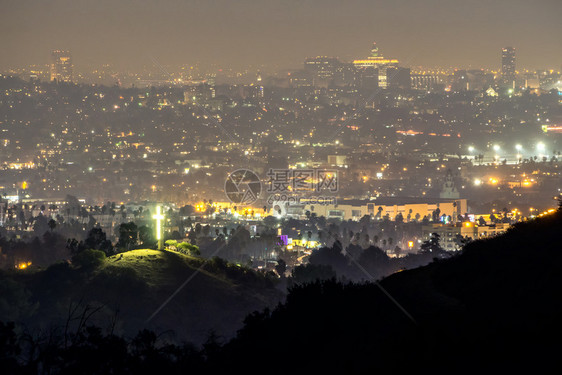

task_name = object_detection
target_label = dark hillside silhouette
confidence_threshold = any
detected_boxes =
[211,208,562,374]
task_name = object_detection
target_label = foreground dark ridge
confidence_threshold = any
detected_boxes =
[215,208,562,374]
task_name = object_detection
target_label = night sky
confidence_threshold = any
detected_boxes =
[1,0,560,71]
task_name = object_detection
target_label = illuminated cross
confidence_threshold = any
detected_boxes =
[153,205,165,250]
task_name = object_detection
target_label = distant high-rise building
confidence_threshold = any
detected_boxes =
[501,47,516,86]
[256,71,264,98]
[50,50,72,82]
[304,57,340,85]
[353,42,399,89]
[352,42,399,69]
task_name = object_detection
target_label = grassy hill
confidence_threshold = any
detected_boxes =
[0,249,283,345]
[106,249,242,288]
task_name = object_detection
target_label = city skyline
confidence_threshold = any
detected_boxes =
[1,0,561,72]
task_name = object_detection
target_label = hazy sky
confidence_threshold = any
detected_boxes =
[1,0,560,71]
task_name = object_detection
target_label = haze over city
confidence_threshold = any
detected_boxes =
[1,0,561,71]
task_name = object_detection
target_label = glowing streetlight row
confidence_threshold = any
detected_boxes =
[467,142,548,153]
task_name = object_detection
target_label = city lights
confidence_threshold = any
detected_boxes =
[16,261,32,270]
[0,1,560,371]
[537,142,546,152]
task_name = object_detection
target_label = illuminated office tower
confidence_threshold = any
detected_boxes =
[256,71,264,98]
[50,50,73,82]
[353,42,399,89]
[304,56,340,86]
[501,47,516,86]
[352,42,399,69]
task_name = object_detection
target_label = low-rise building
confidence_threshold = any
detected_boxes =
[302,197,468,222]
[422,222,511,251]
